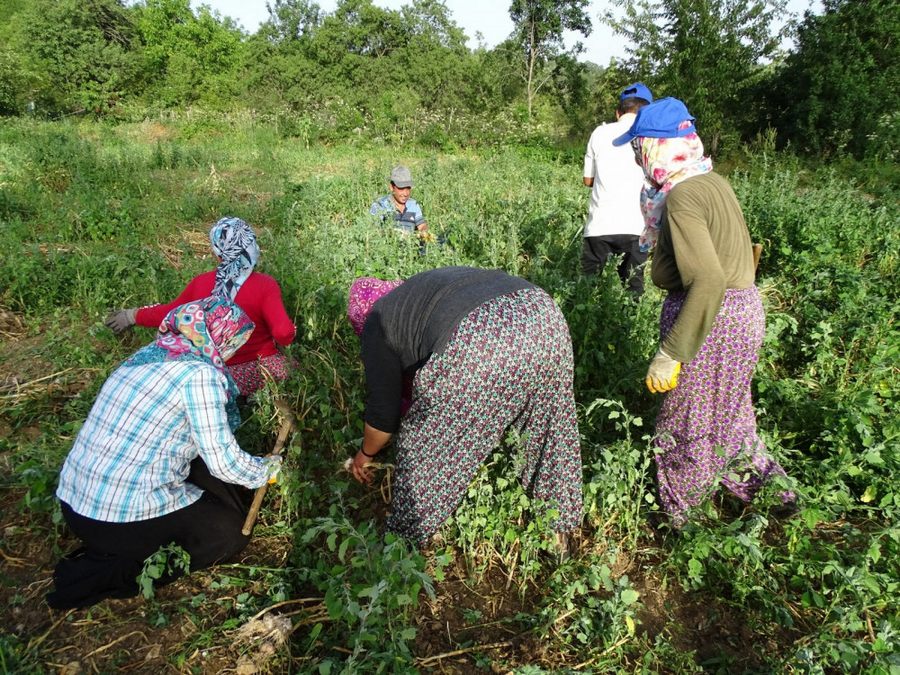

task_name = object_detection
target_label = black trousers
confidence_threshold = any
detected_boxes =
[47,459,252,609]
[581,234,648,296]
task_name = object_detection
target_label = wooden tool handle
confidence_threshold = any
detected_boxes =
[242,482,271,536]
[241,402,295,536]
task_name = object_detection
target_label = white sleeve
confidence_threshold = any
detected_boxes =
[583,135,594,178]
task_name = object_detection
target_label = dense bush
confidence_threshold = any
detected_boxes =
[4,0,895,160]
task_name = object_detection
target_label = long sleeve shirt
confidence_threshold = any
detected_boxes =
[56,360,272,522]
[650,172,756,362]
[360,267,533,433]
[135,271,296,366]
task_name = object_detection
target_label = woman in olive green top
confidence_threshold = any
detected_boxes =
[613,98,795,526]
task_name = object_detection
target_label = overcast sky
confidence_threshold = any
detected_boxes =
[191,0,821,66]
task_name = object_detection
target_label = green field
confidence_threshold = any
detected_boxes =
[0,114,898,673]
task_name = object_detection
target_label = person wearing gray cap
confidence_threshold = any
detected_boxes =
[581,82,653,296]
[369,165,428,234]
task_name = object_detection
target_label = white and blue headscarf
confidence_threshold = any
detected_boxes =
[210,216,260,301]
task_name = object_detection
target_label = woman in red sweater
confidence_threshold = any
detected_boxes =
[105,217,296,396]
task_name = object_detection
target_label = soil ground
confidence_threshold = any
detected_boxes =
[0,312,808,673]
[0,470,807,673]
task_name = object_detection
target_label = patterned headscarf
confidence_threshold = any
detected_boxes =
[210,216,261,301]
[123,297,254,429]
[347,277,403,336]
[634,126,713,252]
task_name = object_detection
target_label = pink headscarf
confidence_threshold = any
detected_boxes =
[347,277,403,336]
[635,124,713,252]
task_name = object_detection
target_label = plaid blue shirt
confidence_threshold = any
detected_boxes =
[57,361,271,522]
[369,196,426,233]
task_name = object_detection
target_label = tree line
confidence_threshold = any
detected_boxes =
[0,0,896,159]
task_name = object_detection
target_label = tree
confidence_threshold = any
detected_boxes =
[396,0,472,112]
[0,0,40,115]
[243,0,476,116]
[21,0,140,114]
[132,0,246,107]
[552,54,600,138]
[605,0,790,153]
[260,0,323,43]
[508,0,592,118]
[0,47,32,115]
[766,0,900,159]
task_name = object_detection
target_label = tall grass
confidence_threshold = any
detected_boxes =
[0,114,897,671]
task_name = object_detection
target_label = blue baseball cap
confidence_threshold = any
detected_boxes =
[619,82,653,103]
[612,97,697,146]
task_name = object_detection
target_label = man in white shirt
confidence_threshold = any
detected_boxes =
[582,82,653,296]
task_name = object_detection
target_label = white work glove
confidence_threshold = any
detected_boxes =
[265,455,283,485]
[105,308,137,334]
[646,349,682,393]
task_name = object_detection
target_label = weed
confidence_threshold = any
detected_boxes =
[299,498,441,671]
[444,433,562,590]
[138,543,191,600]
[0,119,897,671]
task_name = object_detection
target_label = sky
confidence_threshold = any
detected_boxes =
[192,0,822,65]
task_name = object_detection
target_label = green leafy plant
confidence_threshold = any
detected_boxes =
[299,498,443,672]
[137,543,192,600]
[581,398,655,544]
[0,117,897,671]
[535,547,642,664]
[445,433,561,589]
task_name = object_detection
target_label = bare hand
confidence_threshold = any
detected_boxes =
[350,450,375,485]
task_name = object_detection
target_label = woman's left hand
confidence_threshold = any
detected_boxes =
[350,450,375,485]
[646,349,681,393]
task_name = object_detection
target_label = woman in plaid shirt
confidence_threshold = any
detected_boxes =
[48,298,281,610]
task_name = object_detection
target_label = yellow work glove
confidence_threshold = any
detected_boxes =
[646,349,681,393]
[265,455,283,485]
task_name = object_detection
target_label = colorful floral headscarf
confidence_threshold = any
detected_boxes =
[347,277,403,336]
[210,216,261,301]
[634,125,713,252]
[123,297,254,429]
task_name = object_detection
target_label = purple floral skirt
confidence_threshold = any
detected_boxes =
[654,287,792,526]
[387,288,583,543]
[228,352,291,397]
